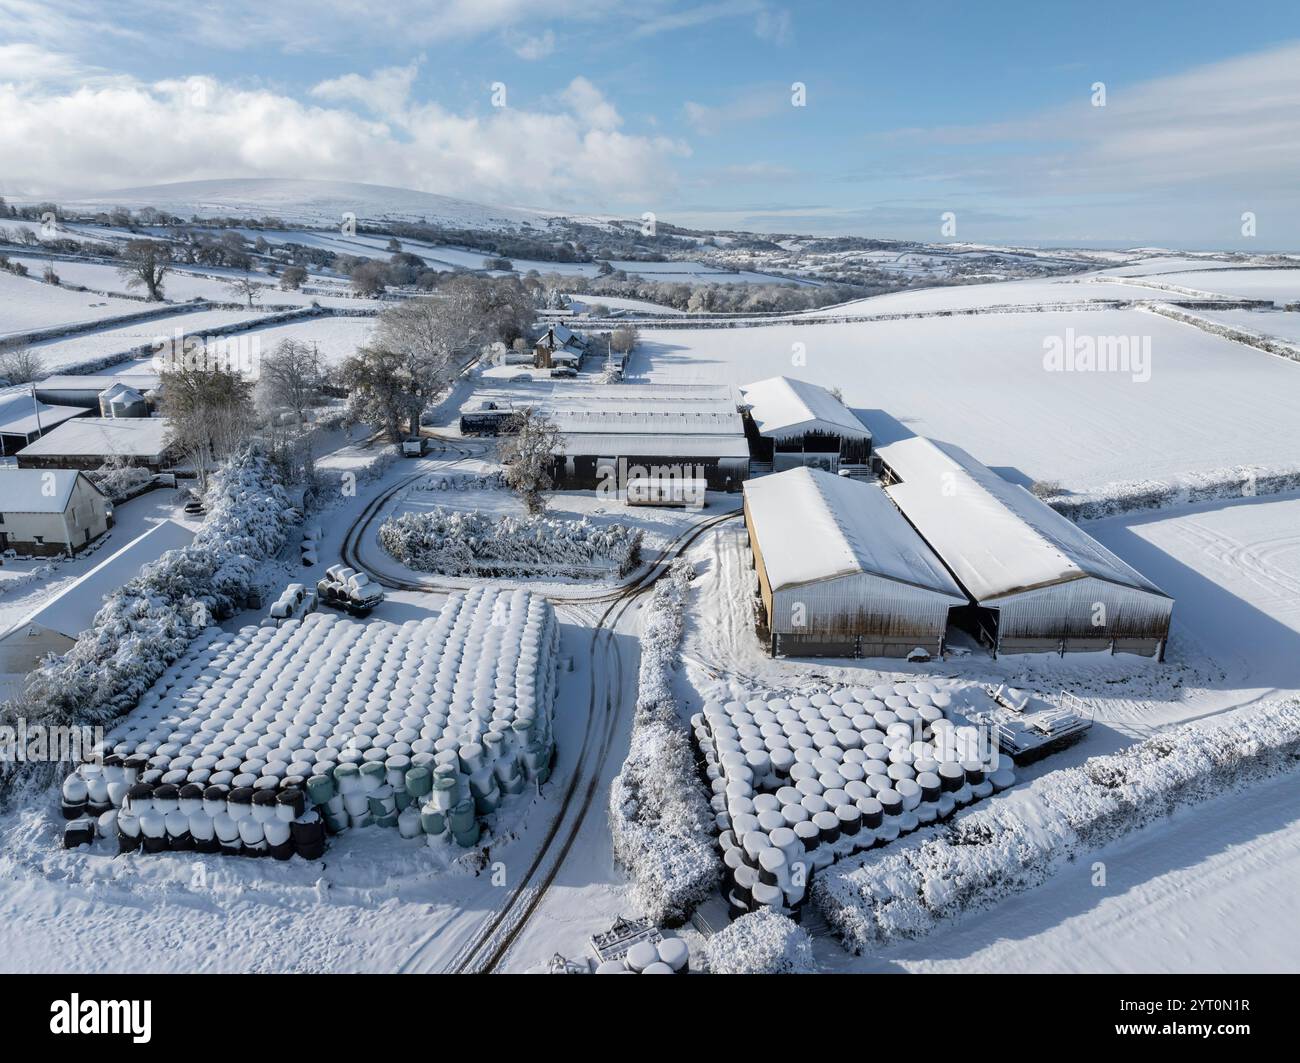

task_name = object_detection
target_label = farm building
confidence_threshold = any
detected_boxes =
[740,376,873,474]
[0,519,194,673]
[35,372,160,410]
[533,324,588,369]
[743,467,966,658]
[546,383,749,492]
[15,416,174,472]
[879,436,1173,658]
[463,382,752,491]
[0,469,110,557]
[0,386,89,457]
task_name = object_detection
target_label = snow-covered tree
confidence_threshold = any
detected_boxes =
[500,408,561,515]
[159,364,257,492]
[705,910,817,974]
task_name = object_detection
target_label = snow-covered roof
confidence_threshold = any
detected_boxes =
[4,519,195,642]
[0,387,88,437]
[880,436,1169,602]
[557,432,751,459]
[740,377,872,442]
[0,469,98,513]
[16,416,171,460]
[100,382,145,402]
[744,467,965,598]
[36,373,161,393]
[550,409,742,435]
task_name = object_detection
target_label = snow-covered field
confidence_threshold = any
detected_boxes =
[1135,268,1300,303]
[26,308,269,371]
[1189,307,1300,346]
[0,271,148,339]
[628,309,1300,490]
[800,276,1175,317]
[211,315,375,367]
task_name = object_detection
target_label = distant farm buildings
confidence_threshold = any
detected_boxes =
[879,436,1173,658]
[744,467,965,658]
[740,376,873,475]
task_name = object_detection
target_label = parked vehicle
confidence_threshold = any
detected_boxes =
[402,437,427,458]
[317,565,384,616]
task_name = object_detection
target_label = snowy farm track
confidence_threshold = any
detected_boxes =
[336,441,745,971]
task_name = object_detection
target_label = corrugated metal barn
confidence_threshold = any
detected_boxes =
[740,376,873,473]
[544,383,751,491]
[743,467,966,658]
[879,436,1174,658]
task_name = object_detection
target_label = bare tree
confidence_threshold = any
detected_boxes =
[117,239,172,300]
[350,260,388,297]
[258,339,321,422]
[279,265,307,290]
[610,326,639,355]
[0,344,42,384]
[500,408,561,515]
[226,270,264,310]
[159,364,257,492]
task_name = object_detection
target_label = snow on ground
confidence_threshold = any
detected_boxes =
[0,271,146,339]
[1135,268,1300,304]
[25,308,269,371]
[1188,307,1300,346]
[209,315,375,366]
[827,768,1300,973]
[563,294,686,316]
[799,276,1176,317]
[627,309,1300,491]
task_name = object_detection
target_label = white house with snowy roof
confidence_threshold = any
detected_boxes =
[0,518,194,673]
[0,468,110,557]
[740,376,873,474]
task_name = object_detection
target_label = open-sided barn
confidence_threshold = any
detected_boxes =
[879,436,1173,658]
[740,376,873,474]
[743,467,966,658]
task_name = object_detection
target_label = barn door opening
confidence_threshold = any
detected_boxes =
[946,604,999,657]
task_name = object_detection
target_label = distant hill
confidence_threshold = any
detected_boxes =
[52,177,596,231]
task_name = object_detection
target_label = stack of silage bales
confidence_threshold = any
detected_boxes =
[61,587,559,858]
[691,680,1013,921]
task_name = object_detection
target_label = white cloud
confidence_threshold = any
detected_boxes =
[560,76,622,131]
[0,72,688,209]
[885,41,1300,200]
[683,84,786,135]
[510,29,557,61]
[311,60,422,120]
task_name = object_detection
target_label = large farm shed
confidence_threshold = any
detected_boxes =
[16,416,174,472]
[743,467,966,658]
[879,436,1173,658]
[740,376,873,474]
[0,387,88,457]
[472,383,752,492]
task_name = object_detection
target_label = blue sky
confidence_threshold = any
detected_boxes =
[2,0,1298,247]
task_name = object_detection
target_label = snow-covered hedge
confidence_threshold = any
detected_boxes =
[85,461,157,503]
[379,508,642,578]
[0,447,293,804]
[1143,302,1300,365]
[609,560,721,925]
[704,909,817,974]
[814,697,1300,952]
[1044,463,1300,523]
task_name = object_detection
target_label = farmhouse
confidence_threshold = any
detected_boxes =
[0,519,194,673]
[533,323,588,369]
[740,376,873,474]
[0,386,88,457]
[879,436,1173,658]
[0,469,110,557]
[15,417,174,472]
[743,467,966,658]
